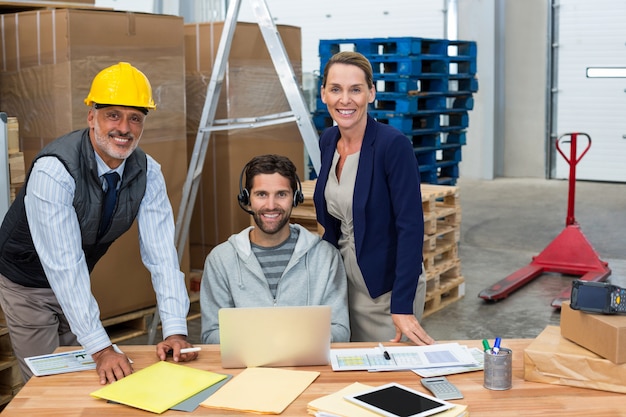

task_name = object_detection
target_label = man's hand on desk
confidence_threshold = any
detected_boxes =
[156,334,199,363]
[91,345,133,385]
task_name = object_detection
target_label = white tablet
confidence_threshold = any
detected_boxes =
[344,382,455,417]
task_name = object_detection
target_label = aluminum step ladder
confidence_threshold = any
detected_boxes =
[147,0,320,344]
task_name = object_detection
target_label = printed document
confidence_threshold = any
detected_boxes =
[330,343,478,371]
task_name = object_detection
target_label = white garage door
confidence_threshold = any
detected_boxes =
[556,0,626,181]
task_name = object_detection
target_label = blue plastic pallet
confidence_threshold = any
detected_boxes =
[417,77,450,94]
[372,113,441,134]
[411,133,443,148]
[312,111,334,131]
[373,94,446,113]
[373,78,419,94]
[410,132,466,148]
[440,111,469,131]
[440,163,460,181]
[319,37,449,59]
[357,37,449,57]
[447,76,479,94]
[419,161,461,185]
[448,56,477,75]
[415,144,463,164]
[369,56,449,78]
[449,96,474,111]
[448,40,477,59]
[445,132,467,146]
[419,167,439,185]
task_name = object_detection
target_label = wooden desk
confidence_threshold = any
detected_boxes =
[2,340,624,416]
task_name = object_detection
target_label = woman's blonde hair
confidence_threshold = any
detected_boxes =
[321,51,374,89]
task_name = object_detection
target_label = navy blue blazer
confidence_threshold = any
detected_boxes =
[313,115,424,315]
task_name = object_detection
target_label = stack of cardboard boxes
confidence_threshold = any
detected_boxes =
[184,21,304,270]
[0,5,307,317]
[524,302,626,393]
[0,8,189,319]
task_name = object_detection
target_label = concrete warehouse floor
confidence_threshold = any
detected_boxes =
[125,177,626,345]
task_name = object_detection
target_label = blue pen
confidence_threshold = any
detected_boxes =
[492,337,502,355]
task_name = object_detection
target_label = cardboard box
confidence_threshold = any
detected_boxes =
[560,300,626,364]
[184,21,305,269]
[524,325,626,393]
[7,117,19,153]
[0,9,189,319]
[8,152,25,184]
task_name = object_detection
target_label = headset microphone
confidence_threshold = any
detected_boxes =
[237,162,255,215]
[236,158,304,215]
[237,196,255,215]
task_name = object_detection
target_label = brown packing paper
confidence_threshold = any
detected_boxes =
[0,9,190,318]
[184,22,305,269]
[524,325,626,394]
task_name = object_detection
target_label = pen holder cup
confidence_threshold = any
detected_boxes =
[483,348,512,390]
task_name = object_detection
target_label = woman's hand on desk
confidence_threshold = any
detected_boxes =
[156,334,199,363]
[91,345,134,385]
[391,314,435,345]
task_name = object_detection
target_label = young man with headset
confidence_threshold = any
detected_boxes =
[199,154,350,343]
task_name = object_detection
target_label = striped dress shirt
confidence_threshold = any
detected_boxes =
[24,153,189,355]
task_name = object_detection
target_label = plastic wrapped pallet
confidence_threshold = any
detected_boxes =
[0,9,189,319]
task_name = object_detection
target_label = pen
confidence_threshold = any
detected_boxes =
[481,339,491,352]
[378,343,391,360]
[492,337,501,355]
[180,347,201,354]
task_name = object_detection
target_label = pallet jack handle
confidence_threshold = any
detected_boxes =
[555,132,591,226]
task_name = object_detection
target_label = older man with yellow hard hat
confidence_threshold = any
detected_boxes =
[0,62,197,385]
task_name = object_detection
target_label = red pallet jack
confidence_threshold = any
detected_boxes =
[478,132,611,308]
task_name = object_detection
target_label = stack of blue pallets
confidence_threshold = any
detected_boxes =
[313,37,478,185]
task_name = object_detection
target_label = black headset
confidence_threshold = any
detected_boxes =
[237,162,304,214]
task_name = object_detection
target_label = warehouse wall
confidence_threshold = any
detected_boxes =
[95,0,551,180]
[458,0,549,179]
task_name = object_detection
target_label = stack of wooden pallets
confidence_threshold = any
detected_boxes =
[291,180,464,318]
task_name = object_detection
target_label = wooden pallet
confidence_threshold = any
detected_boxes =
[421,183,460,213]
[0,327,23,411]
[423,240,458,279]
[286,180,465,316]
[423,273,465,318]
[104,292,201,344]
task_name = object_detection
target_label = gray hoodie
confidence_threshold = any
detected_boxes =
[200,224,350,343]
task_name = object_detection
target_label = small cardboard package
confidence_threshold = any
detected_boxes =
[524,325,626,394]
[560,300,626,364]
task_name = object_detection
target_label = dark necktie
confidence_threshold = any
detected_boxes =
[98,172,120,238]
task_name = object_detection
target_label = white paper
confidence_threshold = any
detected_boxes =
[25,345,126,376]
[412,347,484,377]
[330,343,478,371]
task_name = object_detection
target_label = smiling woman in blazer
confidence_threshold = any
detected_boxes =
[313,51,434,345]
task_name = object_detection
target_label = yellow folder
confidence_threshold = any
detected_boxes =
[307,382,468,417]
[90,361,227,414]
[200,367,320,414]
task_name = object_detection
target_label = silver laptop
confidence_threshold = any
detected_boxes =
[218,305,331,368]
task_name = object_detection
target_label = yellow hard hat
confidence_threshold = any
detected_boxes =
[84,62,156,110]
